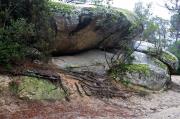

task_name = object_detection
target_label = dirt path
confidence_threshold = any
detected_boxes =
[0,75,180,119]
[136,75,180,119]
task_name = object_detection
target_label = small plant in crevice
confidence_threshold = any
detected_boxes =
[9,80,20,94]
[121,79,131,86]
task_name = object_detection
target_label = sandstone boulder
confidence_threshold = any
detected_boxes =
[50,2,143,55]
[111,51,170,90]
[134,41,179,73]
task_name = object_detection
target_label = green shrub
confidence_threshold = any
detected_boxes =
[0,18,34,64]
[0,0,55,66]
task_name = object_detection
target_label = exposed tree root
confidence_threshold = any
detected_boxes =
[0,63,135,100]
[65,71,135,99]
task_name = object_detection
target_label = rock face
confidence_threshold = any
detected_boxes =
[52,49,172,90]
[134,41,179,73]
[49,2,174,90]
[112,41,179,90]
[52,50,114,75]
[112,41,178,90]
[48,2,179,91]
[50,2,143,55]
[118,52,170,90]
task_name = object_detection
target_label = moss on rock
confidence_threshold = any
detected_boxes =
[162,52,177,62]
[109,63,150,79]
[152,57,167,70]
[124,64,150,75]
[9,76,66,100]
[117,8,140,26]
[109,63,170,91]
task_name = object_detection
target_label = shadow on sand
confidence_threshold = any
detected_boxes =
[170,82,180,92]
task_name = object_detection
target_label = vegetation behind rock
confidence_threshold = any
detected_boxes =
[169,41,180,74]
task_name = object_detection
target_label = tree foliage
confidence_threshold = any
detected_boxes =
[152,17,170,49]
[165,0,180,42]
[134,2,156,41]
[165,0,180,73]
[0,0,55,66]
[170,14,180,42]
[134,2,170,50]
[165,0,180,13]
[169,40,180,74]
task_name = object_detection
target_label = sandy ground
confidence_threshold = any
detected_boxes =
[0,75,180,119]
[137,75,180,119]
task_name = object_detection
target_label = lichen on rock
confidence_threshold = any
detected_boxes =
[9,76,66,100]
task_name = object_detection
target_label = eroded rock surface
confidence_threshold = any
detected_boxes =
[52,50,114,75]
[119,52,170,90]
[50,2,143,55]
[134,41,179,73]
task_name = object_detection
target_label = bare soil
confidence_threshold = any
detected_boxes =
[0,75,180,119]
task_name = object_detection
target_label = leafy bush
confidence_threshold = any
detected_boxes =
[0,18,35,64]
[0,0,55,66]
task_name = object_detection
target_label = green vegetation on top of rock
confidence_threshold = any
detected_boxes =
[90,6,124,20]
[88,6,141,40]
[117,8,140,26]
[90,6,139,25]
[48,1,75,13]
[9,76,66,100]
